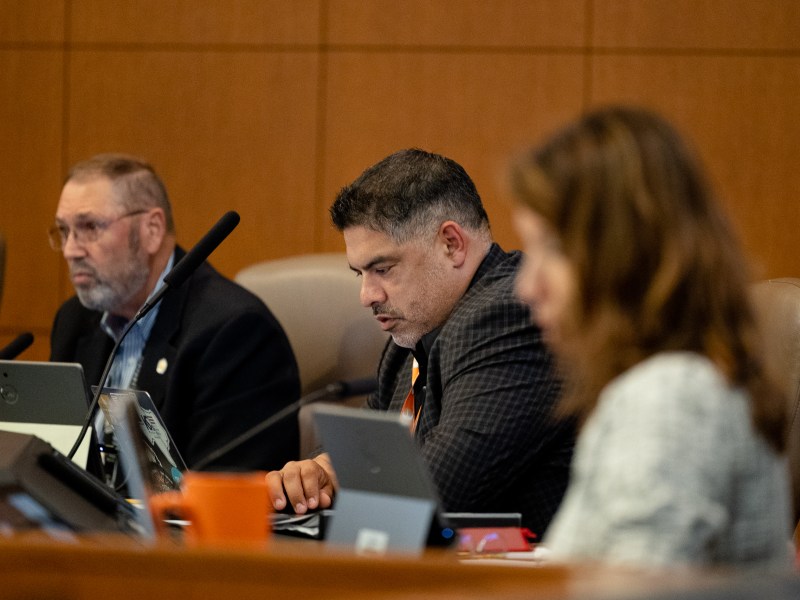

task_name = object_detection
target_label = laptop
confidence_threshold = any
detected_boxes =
[100,389,186,541]
[95,387,186,494]
[0,360,93,467]
[311,404,456,555]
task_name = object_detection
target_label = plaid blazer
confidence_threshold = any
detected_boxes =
[369,244,574,535]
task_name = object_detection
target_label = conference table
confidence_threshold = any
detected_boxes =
[1,529,791,600]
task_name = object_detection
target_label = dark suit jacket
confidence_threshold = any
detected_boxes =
[50,248,300,472]
[368,244,574,535]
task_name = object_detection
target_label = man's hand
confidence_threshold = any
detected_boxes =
[265,453,338,514]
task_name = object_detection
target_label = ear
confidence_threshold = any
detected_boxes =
[139,208,167,254]
[437,221,468,268]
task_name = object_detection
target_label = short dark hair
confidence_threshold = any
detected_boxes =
[66,153,175,234]
[330,148,490,243]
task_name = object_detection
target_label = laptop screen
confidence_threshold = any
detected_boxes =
[0,360,92,466]
[100,389,188,541]
[96,387,186,494]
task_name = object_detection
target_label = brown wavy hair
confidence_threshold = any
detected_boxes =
[512,106,786,452]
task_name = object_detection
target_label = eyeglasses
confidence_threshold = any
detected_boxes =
[48,209,148,251]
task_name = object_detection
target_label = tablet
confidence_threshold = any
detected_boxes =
[312,404,455,554]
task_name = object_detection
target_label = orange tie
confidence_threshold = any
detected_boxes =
[401,358,421,432]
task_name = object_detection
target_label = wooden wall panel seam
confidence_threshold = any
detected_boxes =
[58,0,72,318]
[312,0,331,251]
[0,42,64,50]
[8,44,800,57]
[62,42,323,53]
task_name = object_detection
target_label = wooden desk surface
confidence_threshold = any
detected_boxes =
[0,531,759,600]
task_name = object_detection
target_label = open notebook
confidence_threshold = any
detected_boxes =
[0,360,93,467]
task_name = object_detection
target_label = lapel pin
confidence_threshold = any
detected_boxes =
[156,358,168,375]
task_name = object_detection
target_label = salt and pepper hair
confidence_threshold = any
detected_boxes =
[66,153,175,234]
[331,148,490,244]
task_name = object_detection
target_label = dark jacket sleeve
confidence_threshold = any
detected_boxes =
[170,301,301,471]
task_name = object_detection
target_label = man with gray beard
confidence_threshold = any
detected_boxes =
[49,154,300,474]
[266,149,574,536]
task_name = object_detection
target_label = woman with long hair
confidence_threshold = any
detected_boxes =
[511,105,792,568]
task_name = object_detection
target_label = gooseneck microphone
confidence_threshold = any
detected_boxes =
[191,377,378,471]
[0,332,34,360]
[66,211,241,460]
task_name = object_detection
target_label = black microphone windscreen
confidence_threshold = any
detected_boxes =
[0,332,34,360]
[163,210,240,288]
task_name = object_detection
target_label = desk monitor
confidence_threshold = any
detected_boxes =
[0,430,134,535]
[311,404,456,555]
[0,360,92,467]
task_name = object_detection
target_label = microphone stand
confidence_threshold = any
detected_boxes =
[66,299,161,461]
[192,379,376,471]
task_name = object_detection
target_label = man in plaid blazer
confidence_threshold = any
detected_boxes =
[268,149,574,535]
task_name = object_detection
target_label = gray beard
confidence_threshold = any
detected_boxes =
[390,331,423,349]
[75,263,149,314]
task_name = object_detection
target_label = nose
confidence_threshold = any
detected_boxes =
[359,275,386,308]
[61,230,87,259]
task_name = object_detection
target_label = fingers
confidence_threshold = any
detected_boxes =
[266,457,337,514]
[282,461,315,513]
[265,470,288,511]
[310,453,337,510]
[314,453,338,495]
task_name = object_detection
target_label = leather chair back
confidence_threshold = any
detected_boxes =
[236,254,388,457]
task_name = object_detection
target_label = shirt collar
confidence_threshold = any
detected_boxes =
[413,327,439,368]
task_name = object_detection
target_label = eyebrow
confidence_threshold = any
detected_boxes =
[349,254,398,273]
[55,211,99,224]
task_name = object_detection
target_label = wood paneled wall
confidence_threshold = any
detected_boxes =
[1,0,799,361]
